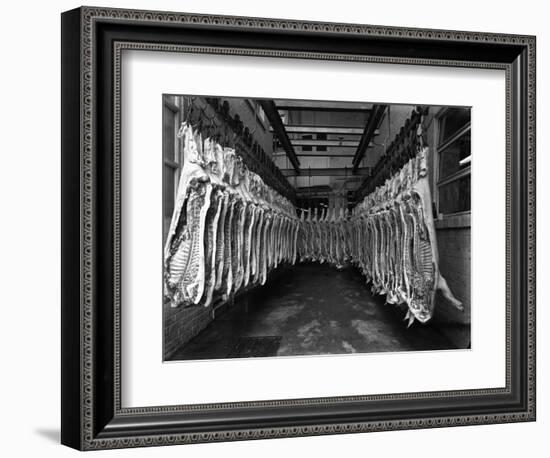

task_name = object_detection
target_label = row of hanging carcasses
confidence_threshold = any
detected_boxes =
[163,123,300,309]
[297,207,354,268]
[163,124,462,324]
[296,148,463,325]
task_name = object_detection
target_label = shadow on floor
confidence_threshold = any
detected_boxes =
[169,263,469,361]
[35,428,59,443]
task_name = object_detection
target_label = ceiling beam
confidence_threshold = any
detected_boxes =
[282,167,370,177]
[296,185,332,192]
[278,106,371,114]
[289,139,368,148]
[352,104,388,172]
[274,100,373,112]
[274,150,366,158]
[331,176,363,181]
[257,99,300,173]
[294,153,356,157]
[271,126,378,135]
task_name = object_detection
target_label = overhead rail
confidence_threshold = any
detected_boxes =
[352,104,388,172]
[200,97,297,201]
[282,167,370,177]
[257,99,301,174]
[355,106,429,202]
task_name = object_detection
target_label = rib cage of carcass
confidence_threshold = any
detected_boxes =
[350,147,464,325]
[164,123,300,308]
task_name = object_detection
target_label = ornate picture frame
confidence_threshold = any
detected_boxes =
[61,6,536,450]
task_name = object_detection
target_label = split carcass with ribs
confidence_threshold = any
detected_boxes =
[350,147,463,324]
[164,123,299,308]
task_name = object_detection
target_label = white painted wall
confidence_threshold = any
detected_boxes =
[0,0,545,457]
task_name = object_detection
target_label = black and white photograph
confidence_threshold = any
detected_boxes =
[55,1,539,452]
[162,95,471,361]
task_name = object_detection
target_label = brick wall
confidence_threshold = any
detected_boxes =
[434,228,471,325]
[163,302,214,360]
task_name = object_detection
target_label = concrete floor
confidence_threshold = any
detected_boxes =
[170,263,469,361]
